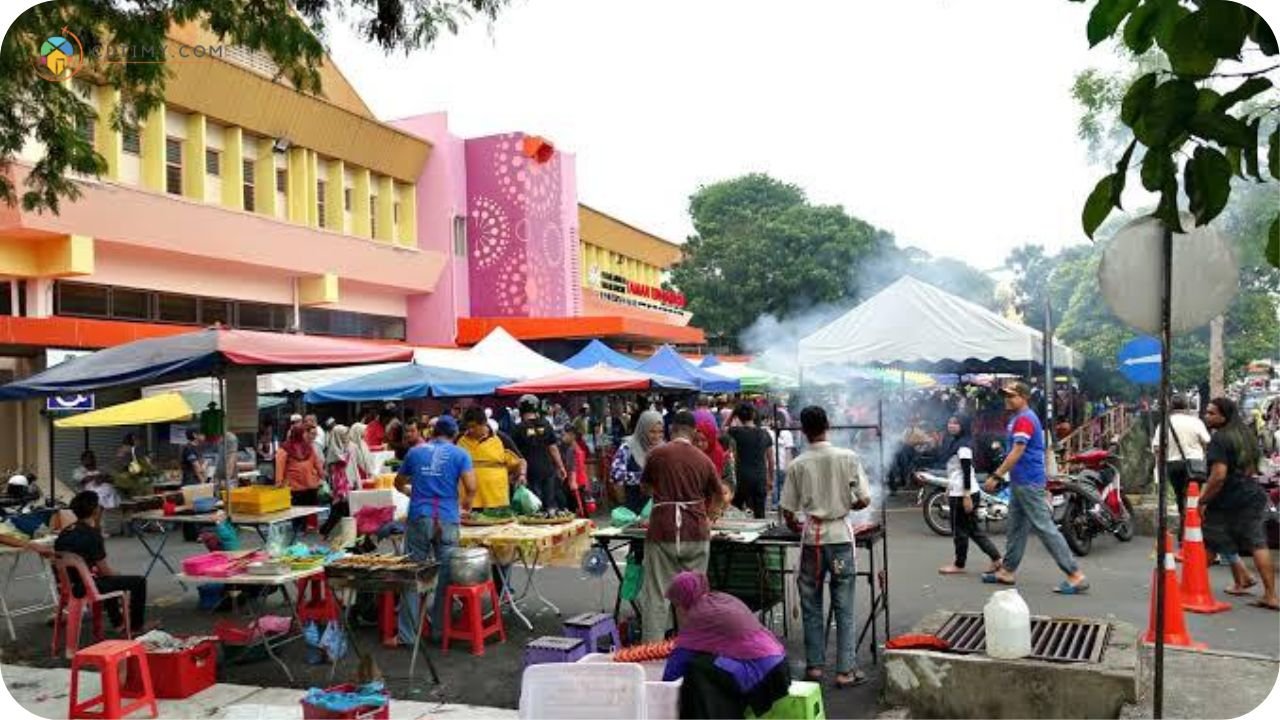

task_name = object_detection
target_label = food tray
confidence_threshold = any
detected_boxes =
[461,516,516,527]
[517,515,576,526]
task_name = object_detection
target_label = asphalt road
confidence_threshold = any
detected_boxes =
[1,496,1276,718]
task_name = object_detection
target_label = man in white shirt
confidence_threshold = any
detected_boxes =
[781,406,871,688]
[1152,394,1211,542]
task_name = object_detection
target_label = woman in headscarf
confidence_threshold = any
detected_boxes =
[349,422,378,480]
[692,416,733,506]
[611,409,664,514]
[663,571,790,719]
[276,423,323,533]
[937,415,1001,575]
[320,425,357,538]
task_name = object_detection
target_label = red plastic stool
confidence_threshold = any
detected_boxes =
[380,590,430,647]
[69,640,158,720]
[296,576,340,625]
[441,581,505,656]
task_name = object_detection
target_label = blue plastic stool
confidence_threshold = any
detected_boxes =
[562,612,622,654]
[523,636,586,668]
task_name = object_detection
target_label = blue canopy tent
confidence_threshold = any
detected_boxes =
[637,346,740,393]
[304,364,510,403]
[700,355,722,368]
[562,339,641,370]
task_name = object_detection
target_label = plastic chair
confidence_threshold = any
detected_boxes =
[51,553,131,660]
[441,580,505,656]
[69,639,158,719]
[295,576,340,625]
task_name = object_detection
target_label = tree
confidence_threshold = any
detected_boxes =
[1069,0,1279,268]
[673,173,997,349]
[0,0,511,213]
[1005,244,1052,319]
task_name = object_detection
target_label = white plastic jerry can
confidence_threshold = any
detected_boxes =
[983,588,1032,659]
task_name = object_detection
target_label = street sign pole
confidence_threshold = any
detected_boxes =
[1154,222,1173,719]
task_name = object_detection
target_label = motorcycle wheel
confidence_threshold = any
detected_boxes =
[1113,494,1135,542]
[923,488,952,537]
[1062,497,1093,556]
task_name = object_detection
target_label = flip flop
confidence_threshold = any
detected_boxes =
[1053,579,1090,595]
[1224,585,1257,597]
[981,572,1016,585]
[1248,600,1280,612]
[804,667,824,681]
[833,670,869,689]
[938,566,967,575]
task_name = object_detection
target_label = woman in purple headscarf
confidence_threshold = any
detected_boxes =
[663,571,791,719]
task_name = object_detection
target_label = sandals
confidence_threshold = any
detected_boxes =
[833,670,869,689]
[938,565,966,575]
[981,572,1016,585]
[804,667,824,681]
[1224,578,1258,596]
[1248,599,1280,612]
[1052,578,1090,595]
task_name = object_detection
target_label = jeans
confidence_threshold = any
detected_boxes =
[772,470,786,508]
[1003,484,1079,575]
[798,542,856,673]
[398,516,458,644]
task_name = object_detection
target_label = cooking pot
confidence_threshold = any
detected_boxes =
[449,547,491,586]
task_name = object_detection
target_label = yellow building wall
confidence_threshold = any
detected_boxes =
[286,146,308,224]
[396,182,417,247]
[352,168,371,239]
[183,113,206,201]
[139,104,166,192]
[94,87,121,180]
[325,159,345,231]
[254,136,276,216]
[375,175,394,243]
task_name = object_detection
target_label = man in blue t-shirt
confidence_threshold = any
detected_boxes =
[983,381,1088,593]
[394,415,476,642]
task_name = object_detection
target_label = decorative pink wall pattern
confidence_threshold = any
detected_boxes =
[466,133,577,318]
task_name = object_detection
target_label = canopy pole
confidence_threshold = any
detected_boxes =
[219,371,232,523]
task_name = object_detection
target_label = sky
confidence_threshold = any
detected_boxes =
[325,0,1131,270]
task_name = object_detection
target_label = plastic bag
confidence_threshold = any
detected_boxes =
[215,519,241,552]
[512,485,543,515]
[611,507,638,528]
[319,621,348,662]
[620,552,644,601]
[640,499,653,520]
[266,523,291,557]
[303,621,322,648]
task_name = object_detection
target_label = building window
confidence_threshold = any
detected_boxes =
[55,283,110,318]
[242,159,255,211]
[344,187,351,211]
[110,288,150,320]
[199,298,233,326]
[122,125,141,155]
[317,180,327,228]
[157,293,198,324]
[369,195,377,237]
[453,215,467,257]
[275,168,287,194]
[75,115,94,145]
[238,302,286,331]
[301,308,406,341]
[164,137,183,195]
[205,148,221,176]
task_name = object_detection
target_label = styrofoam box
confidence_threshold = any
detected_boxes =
[580,653,681,720]
[520,662,645,720]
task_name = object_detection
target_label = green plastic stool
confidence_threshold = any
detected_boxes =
[747,680,825,720]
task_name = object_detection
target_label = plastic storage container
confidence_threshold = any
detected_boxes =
[227,486,291,515]
[984,588,1032,659]
[124,638,218,699]
[300,684,390,720]
[182,553,234,577]
[579,653,680,720]
[521,662,646,719]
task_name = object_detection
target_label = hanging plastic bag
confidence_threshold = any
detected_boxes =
[620,552,644,601]
[319,621,349,662]
[214,519,241,552]
[611,507,638,528]
[303,621,322,647]
[639,499,653,520]
[266,523,291,557]
[317,480,332,505]
[512,485,543,515]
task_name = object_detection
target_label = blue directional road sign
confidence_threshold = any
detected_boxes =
[1117,336,1162,385]
[46,394,95,412]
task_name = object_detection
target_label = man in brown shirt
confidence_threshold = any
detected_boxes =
[640,410,725,641]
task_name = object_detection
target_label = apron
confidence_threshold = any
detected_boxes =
[651,500,702,554]
[802,513,857,580]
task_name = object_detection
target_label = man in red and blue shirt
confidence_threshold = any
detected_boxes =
[983,381,1089,593]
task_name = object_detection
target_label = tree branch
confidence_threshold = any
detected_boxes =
[1206,63,1280,78]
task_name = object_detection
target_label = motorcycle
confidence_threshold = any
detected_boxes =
[916,469,1011,537]
[1052,448,1134,556]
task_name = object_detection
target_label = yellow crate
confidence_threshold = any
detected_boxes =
[228,486,291,515]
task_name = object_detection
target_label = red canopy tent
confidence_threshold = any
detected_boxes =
[496,363,697,395]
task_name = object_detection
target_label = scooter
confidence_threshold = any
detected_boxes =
[916,469,1011,537]
[1052,449,1134,556]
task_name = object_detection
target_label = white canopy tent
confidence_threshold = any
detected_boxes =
[450,327,569,380]
[797,276,1081,372]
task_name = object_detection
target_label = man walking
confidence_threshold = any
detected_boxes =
[983,382,1088,593]
[512,395,568,511]
[640,411,724,642]
[781,406,871,688]
[394,416,477,642]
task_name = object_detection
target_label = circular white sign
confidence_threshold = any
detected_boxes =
[1098,215,1238,336]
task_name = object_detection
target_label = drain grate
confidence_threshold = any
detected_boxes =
[934,612,1110,663]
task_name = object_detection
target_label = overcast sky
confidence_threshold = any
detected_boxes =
[326,0,1125,270]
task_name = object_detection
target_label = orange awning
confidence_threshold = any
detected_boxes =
[456,316,705,346]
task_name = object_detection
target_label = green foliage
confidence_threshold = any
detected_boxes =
[1071,0,1280,267]
[0,0,510,214]
[672,174,994,349]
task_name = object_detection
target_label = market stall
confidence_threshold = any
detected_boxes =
[562,340,641,370]
[302,363,509,404]
[459,518,595,629]
[700,356,796,392]
[636,346,740,393]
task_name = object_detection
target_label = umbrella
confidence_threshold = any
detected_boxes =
[497,363,696,395]
[53,392,195,429]
[305,363,510,403]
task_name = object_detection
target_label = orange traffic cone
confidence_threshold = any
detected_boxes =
[1179,482,1231,614]
[1142,531,1206,649]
